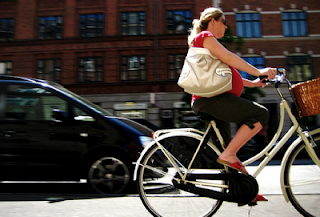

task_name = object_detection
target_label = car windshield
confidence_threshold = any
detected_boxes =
[48,82,114,117]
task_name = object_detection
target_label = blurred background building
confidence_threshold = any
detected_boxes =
[0,0,320,140]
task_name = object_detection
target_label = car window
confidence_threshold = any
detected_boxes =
[73,106,95,122]
[51,83,113,117]
[5,84,67,121]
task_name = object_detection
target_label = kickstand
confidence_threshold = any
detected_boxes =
[247,202,258,217]
[248,206,252,217]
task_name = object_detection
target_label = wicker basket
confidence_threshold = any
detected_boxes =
[289,78,320,117]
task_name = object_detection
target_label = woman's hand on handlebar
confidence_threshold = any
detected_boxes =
[253,78,269,88]
[259,67,277,80]
[258,68,287,84]
[243,78,268,88]
[244,68,286,88]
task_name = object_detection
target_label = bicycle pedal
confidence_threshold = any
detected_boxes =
[237,201,257,207]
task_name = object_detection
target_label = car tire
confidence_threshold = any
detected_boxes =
[87,154,133,194]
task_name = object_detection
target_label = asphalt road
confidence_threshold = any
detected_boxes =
[0,164,319,217]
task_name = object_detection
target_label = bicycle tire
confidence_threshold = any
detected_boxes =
[136,134,225,217]
[284,131,320,217]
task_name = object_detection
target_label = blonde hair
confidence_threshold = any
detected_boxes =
[188,7,224,47]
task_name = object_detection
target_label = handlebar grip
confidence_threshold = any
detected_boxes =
[259,75,269,83]
[259,75,268,80]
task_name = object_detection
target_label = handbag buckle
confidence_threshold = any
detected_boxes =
[216,69,231,77]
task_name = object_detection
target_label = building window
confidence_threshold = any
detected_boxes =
[240,56,264,79]
[78,57,103,82]
[282,12,308,37]
[37,59,61,83]
[121,56,146,81]
[39,16,63,39]
[0,61,12,75]
[0,18,14,41]
[79,14,103,38]
[168,54,185,80]
[286,55,312,82]
[167,10,191,34]
[121,12,145,36]
[236,13,261,38]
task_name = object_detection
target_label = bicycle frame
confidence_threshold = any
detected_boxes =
[133,83,320,202]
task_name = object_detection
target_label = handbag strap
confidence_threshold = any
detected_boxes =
[187,47,219,60]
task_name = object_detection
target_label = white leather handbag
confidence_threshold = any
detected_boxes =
[178,47,232,97]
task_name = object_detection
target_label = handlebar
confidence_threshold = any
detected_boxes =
[259,68,287,87]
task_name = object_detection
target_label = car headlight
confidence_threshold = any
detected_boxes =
[139,136,153,148]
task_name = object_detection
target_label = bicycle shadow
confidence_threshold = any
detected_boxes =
[0,183,129,202]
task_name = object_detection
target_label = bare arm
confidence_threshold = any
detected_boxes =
[203,36,276,79]
[243,78,266,88]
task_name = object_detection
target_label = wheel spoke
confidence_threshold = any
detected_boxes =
[289,177,320,188]
[140,163,173,178]
[110,160,120,172]
[95,163,106,173]
[91,178,105,184]
[112,174,128,182]
[143,183,177,194]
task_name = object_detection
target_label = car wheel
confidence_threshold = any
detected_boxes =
[87,156,131,194]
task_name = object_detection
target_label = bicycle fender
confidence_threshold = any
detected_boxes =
[133,140,156,181]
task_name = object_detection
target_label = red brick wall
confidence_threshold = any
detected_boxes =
[261,14,283,36]
[0,0,319,95]
[220,0,320,12]
[15,0,37,40]
[220,0,320,79]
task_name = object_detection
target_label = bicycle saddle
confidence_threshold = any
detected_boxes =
[197,112,215,122]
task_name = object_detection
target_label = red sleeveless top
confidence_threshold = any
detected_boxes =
[191,31,243,102]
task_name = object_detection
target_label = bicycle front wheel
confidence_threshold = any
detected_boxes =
[136,135,225,217]
[284,132,320,217]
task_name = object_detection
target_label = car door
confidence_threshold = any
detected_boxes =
[0,83,89,180]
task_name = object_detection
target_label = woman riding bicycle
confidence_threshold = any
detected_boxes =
[136,17,320,213]
[189,7,276,176]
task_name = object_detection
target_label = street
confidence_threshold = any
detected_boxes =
[0,164,319,217]
[0,194,313,217]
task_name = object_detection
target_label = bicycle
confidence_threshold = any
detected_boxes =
[134,69,320,217]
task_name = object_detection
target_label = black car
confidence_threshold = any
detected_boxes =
[0,75,153,194]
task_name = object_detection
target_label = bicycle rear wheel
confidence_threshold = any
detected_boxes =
[284,132,320,217]
[136,135,225,217]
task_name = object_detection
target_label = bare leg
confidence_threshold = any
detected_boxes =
[218,122,263,173]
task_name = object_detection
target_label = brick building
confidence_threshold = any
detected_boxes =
[0,0,320,136]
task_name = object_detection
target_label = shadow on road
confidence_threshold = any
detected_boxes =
[0,183,128,202]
